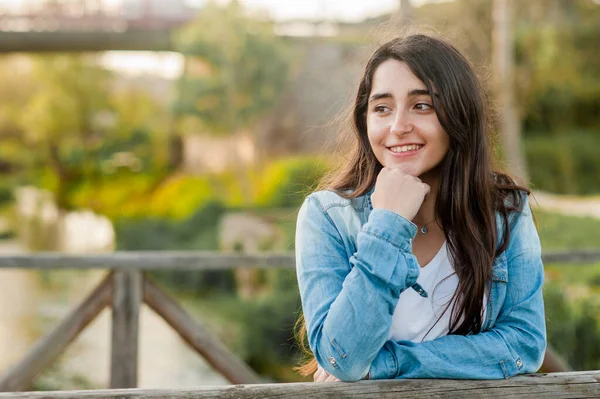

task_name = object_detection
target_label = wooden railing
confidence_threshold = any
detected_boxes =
[0,371,599,398]
[0,250,599,393]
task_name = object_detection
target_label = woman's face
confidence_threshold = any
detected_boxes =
[366,59,450,182]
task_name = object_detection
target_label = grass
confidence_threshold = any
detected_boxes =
[534,209,600,251]
[534,209,600,289]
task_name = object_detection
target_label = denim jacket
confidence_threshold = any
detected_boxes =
[295,188,546,381]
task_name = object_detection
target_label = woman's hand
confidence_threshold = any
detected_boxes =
[371,167,430,221]
[314,366,341,382]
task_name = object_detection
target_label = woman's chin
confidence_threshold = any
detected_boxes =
[385,161,420,177]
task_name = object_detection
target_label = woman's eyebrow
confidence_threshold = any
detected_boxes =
[369,92,393,102]
[408,89,431,97]
[369,89,434,102]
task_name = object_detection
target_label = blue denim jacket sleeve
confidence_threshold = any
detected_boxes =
[296,194,420,381]
[369,197,547,380]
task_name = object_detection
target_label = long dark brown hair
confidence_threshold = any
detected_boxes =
[295,33,529,376]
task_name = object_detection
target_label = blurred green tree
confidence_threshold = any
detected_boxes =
[17,55,112,209]
[172,0,291,203]
[0,56,36,177]
[515,0,600,134]
[0,54,169,211]
[173,1,291,135]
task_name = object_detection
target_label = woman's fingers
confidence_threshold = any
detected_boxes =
[313,368,323,382]
[314,366,341,383]
[314,368,329,382]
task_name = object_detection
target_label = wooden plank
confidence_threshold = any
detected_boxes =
[0,31,173,53]
[143,277,262,385]
[0,250,598,271]
[0,370,599,398]
[0,273,112,392]
[542,250,600,264]
[110,270,142,389]
[0,252,296,270]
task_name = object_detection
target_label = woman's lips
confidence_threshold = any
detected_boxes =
[386,144,424,157]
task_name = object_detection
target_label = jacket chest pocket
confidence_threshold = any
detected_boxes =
[484,253,508,330]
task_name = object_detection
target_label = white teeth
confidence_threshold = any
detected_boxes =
[389,144,423,153]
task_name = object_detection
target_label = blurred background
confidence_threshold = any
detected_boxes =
[0,0,599,390]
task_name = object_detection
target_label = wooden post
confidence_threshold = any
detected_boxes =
[493,0,528,181]
[110,270,142,389]
[0,273,112,392]
[399,0,414,20]
[143,277,262,384]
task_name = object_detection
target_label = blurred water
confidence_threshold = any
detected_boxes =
[0,240,229,390]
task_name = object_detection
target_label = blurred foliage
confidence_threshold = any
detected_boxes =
[0,177,14,205]
[115,200,225,251]
[115,200,236,295]
[544,282,600,371]
[174,1,291,135]
[110,156,324,298]
[516,0,600,133]
[233,269,304,381]
[14,55,111,209]
[537,209,600,371]
[254,157,331,208]
[69,155,325,221]
[0,54,171,210]
[524,132,600,194]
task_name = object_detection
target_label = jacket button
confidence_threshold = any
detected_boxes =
[329,356,337,365]
[516,359,523,368]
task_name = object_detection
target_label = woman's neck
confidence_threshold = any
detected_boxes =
[413,173,440,225]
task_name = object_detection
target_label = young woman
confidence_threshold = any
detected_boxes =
[294,34,546,382]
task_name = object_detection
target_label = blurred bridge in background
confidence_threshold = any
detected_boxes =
[0,0,197,52]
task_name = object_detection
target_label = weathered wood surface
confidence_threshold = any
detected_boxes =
[110,270,142,389]
[0,274,112,392]
[143,278,262,385]
[0,371,598,398]
[542,250,600,264]
[0,250,597,270]
[0,252,296,270]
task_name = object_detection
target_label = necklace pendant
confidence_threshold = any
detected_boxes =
[420,226,428,234]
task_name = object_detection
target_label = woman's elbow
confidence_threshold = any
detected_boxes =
[315,350,369,382]
[522,333,547,374]
[333,364,369,382]
[531,337,547,372]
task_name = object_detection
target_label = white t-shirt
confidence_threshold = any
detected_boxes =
[388,241,487,342]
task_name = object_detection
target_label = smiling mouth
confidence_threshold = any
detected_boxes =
[387,144,424,154]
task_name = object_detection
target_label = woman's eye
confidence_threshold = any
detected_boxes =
[415,103,433,111]
[374,105,390,113]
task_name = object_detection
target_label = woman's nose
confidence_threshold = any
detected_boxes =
[389,110,413,135]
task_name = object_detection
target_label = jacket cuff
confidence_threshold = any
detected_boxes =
[363,209,418,252]
[368,344,397,380]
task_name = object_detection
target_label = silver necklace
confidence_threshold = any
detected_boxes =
[414,219,437,235]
